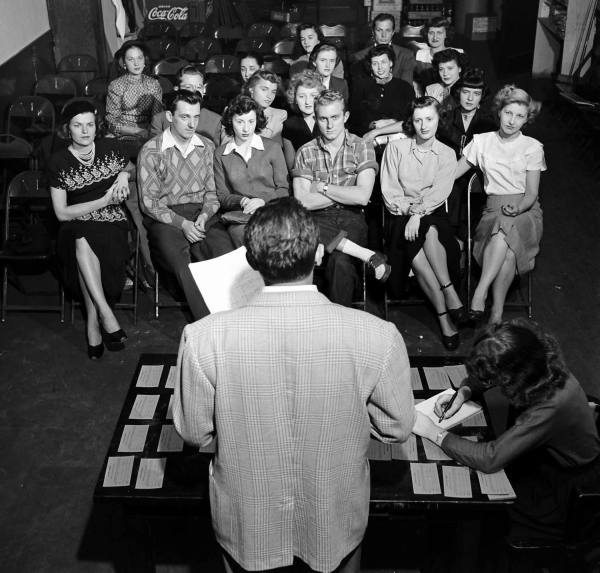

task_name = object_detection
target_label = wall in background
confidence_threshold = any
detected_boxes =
[0,0,50,65]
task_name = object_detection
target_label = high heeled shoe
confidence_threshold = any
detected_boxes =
[468,308,485,323]
[438,311,460,351]
[440,282,468,325]
[367,251,392,282]
[100,325,127,351]
[87,342,104,360]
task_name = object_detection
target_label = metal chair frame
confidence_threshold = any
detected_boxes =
[204,55,241,75]
[153,270,188,318]
[182,37,222,63]
[234,38,273,55]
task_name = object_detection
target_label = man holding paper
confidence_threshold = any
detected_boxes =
[174,198,415,573]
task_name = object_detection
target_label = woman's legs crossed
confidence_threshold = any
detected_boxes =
[472,231,509,312]
[489,249,516,324]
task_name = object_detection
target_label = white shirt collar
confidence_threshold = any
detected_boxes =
[263,285,318,293]
[222,133,264,160]
[322,76,330,89]
[161,127,204,158]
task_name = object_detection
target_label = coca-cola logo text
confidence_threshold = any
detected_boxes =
[148,6,188,21]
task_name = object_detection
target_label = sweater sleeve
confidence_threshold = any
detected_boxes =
[105,78,124,135]
[214,151,242,211]
[270,143,290,198]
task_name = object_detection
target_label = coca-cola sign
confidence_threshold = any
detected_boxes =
[148,5,188,21]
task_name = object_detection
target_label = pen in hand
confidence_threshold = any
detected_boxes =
[438,390,458,423]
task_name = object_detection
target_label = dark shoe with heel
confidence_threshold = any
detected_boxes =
[468,308,485,323]
[367,251,392,282]
[100,326,127,351]
[438,310,460,351]
[87,342,104,360]
[440,282,468,325]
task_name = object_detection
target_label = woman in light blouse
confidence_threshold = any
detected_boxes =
[454,85,545,324]
[381,96,464,350]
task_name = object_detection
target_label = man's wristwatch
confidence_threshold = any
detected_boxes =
[434,430,448,447]
[322,182,329,195]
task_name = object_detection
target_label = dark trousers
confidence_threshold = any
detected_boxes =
[312,207,367,307]
[145,204,234,320]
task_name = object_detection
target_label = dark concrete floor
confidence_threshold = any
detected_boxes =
[1,76,600,572]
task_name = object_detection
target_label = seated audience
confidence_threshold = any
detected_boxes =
[282,70,325,170]
[380,96,463,350]
[350,45,414,141]
[413,319,600,543]
[239,51,264,84]
[454,85,545,325]
[138,90,234,321]
[293,90,390,307]
[214,95,289,247]
[290,23,344,79]
[150,65,222,146]
[351,13,415,85]
[309,42,349,104]
[425,48,466,112]
[49,101,132,358]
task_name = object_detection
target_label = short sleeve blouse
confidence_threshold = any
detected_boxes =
[463,132,547,196]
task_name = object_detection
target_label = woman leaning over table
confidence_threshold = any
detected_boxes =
[413,319,600,542]
[49,101,132,359]
[454,85,545,325]
[214,96,289,247]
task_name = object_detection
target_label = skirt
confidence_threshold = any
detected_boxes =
[386,206,460,298]
[473,195,543,275]
[57,219,129,305]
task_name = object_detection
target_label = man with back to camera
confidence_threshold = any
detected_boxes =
[173,197,415,573]
[138,90,233,321]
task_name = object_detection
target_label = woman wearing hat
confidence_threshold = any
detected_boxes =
[48,101,134,359]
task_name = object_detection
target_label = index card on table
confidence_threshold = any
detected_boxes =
[129,394,160,420]
[411,368,423,390]
[135,458,166,489]
[423,367,451,389]
[415,388,483,430]
[443,466,473,498]
[410,462,442,494]
[157,425,184,452]
[422,437,452,461]
[165,366,176,389]
[189,247,264,313]
[390,434,418,460]
[136,365,163,388]
[444,364,468,388]
[166,395,174,420]
[368,439,391,460]
[477,469,515,497]
[118,424,149,453]
[103,456,134,487]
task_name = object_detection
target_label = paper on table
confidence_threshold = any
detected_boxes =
[443,465,473,498]
[368,439,391,460]
[411,368,423,390]
[422,437,452,461]
[390,435,418,460]
[444,364,468,388]
[477,469,516,497]
[423,367,451,389]
[462,410,487,427]
[410,462,442,495]
[166,395,174,420]
[135,458,166,489]
[103,456,134,487]
[136,365,163,388]
[157,425,184,452]
[415,388,483,430]
[188,247,264,314]
[165,366,176,390]
[118,424,149,453]
[129,394,160,420]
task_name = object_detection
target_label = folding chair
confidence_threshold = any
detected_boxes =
[247,22,280,41]
[0,171,65,322]
[262,55,290,77]
[213,25,245,52]
[178,22,210,43]
[153,270,188,318]
[205,55,240,75]
[153,57,190,83]
[313,261,367,312]
[182,37,222,64]
[466,172,533,319]
[34,75,78,111]
[273,39,295,58]
[234,38,272,55]
[57,54,99,94]
[139,22,178,40]
[144,37,179,64]
[280,23,300,39]
[84,77,110,101]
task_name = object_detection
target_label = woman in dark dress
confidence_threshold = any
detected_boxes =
[413,319,600,543]
[49,101,133,358]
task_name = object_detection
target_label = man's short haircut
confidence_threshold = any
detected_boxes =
[221,95,267,137]
[239,51,264,67]
[244,197,320,285]
[372,12,395,30]
[176,64,205,85]
[314,89,346,114]
[367,44,396,67]
[164,89,202,114]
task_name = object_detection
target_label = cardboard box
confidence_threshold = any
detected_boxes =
[465,13,497,41]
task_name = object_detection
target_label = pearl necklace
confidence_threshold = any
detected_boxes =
[69,143,95,167]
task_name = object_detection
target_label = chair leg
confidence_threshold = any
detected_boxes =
[133,230,140,325]
[1,265,7,323]
[528,272,533,319]
[154,271,159,319]
[59,285,65,323]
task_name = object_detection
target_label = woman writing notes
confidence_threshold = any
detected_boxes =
[455,85,545,325]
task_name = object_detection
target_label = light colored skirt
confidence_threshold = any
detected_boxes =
[474,194,543,275]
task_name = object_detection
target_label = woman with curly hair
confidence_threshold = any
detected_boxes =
[413,319,600,541]
[454,85,545,324]
[425,48,466,110]
[214,95,289,246]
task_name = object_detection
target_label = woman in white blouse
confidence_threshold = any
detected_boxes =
[381,96,464,350]
[454,85,545,324]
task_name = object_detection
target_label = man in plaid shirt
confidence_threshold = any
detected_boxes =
[174,197,415,573]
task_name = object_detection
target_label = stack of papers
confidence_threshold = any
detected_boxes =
[477,470,516,500]
[415,388,483,430]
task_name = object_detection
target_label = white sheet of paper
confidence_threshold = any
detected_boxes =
[103,456,134,487]
[416,388,483,430]
[118,424,149,453]
[367,439,391,460]
[136,365,163,388]
[165,366,176,390]
[443,465,473,498]
[477,470,515,496]
[166,395,174,420]
[157,425,184,452]
[462,410,487,427]
[423,367,451,389]
[411,368,423,390]
[390,435,418,460]
[422,437,452,461]
[135,458,166,489]
[444,364,468,388]
[129,394,160,420]
[410,462,442,495]
[188,247,265,313]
